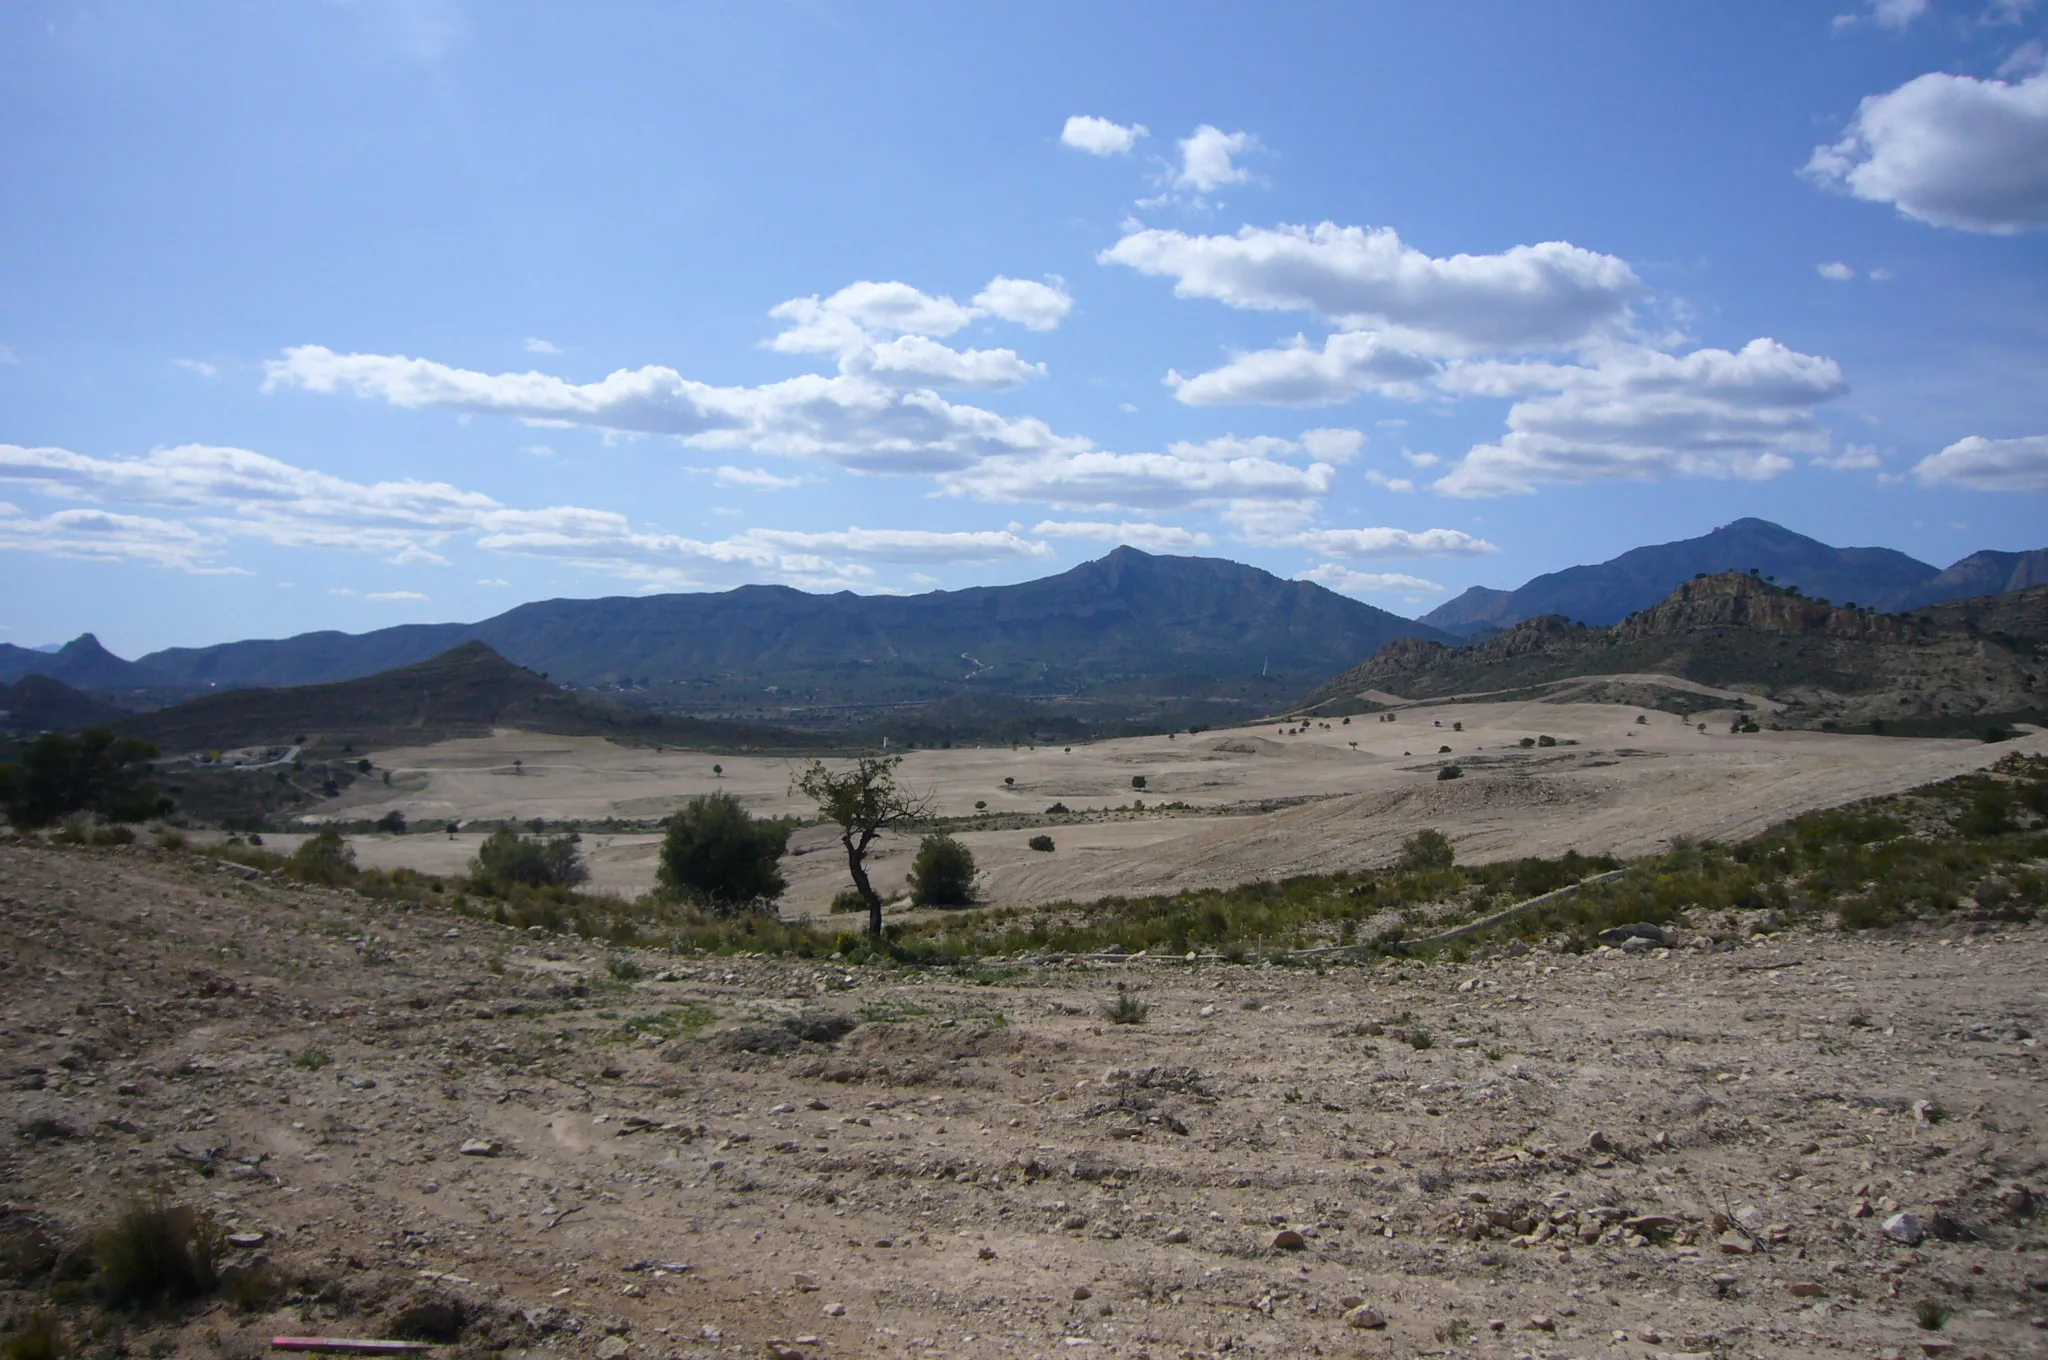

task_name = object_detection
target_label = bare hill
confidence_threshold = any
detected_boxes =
[1305,571,2047,732]
[118,641,817,753]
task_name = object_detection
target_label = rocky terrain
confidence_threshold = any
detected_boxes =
[3,837,2044,1360]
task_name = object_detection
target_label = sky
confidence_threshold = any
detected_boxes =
[3,0,2047,656]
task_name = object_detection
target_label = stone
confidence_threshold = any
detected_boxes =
[1162,1227,1190,1244]
[1271,1229,1307,1250]
[977,1246,996,1259]
[1585,1130,1612,1153]
[1071,1285,1092,1301]
[226,1231,266,1247]
[1063,1214,1088,1230]
[458,1138,498,1157]
[1526,1315,1555,1331]
[1624,1214,1680,1236]
[1344,1305,1387,1330]
[1788,1282,1827,1298]
[821,1302,845,1318]
[1597,923,1666,946]
[1882,1211,1926,1246]
[792,1272,819,1291]
[1716,1230,1754,1255]
[595,1338,629,1360]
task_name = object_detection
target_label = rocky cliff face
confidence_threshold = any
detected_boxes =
[1612,573,1920,646]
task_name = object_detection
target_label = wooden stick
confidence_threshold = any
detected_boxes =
[271,1339,434,1354]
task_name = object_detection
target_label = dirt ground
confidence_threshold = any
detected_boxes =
[288,692,2044,915]
[3,839,2043,1360]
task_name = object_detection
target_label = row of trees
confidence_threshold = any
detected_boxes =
[658,755,970,938]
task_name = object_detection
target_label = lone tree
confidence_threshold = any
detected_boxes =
[657,791,791,914]
[907,833,976,908]
[794,755,934,939]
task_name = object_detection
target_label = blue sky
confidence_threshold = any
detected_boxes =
[3,0,2046,655]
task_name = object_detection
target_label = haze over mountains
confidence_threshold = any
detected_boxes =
[1419,518,2048,637]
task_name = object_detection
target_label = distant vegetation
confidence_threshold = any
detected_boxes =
[0,728,166,828]
[655,791,792,914]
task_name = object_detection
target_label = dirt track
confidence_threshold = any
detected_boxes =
[293,692,2047,915]
[2,839,2044,1360]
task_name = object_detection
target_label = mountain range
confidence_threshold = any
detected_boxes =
[1307,572,2048,735]
[1419,518,2048,637]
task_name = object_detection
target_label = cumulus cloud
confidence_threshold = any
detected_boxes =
[0,440,1056,589]
[477,577,511,586]
[263,346,1084,475]
[769,281,982,351]
[1061,115,1147,156]
[1174,125,1258,192]
[1833,0,1929,30]
[944,444,1336,513]
[1167,329,1440,406]
[1814,443,1884,470]
[1031,520,1214,552]
[524,337,562,354]
[1806,70,2048,233]
[1911,433,2048,489]
[713,465,808,489]
[971,276,1074,331]
[172,358,219,379]
[1101,223,1643,350]
[1434,340,1848,497]
[1295,564,1446,595]
[367,590,430,603]
[1278,526,1499,559]
[1818,261,1857,280]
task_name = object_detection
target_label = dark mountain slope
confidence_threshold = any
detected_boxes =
[1307,572,2045,732]
[1418,518,1943,636]
[141,623,469,689]
[1910,549,2048,607]
[119,642,816,753]
[0,633,174,690]
[0,675,129,735]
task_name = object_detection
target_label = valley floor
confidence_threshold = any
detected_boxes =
[1,841,2043,1360]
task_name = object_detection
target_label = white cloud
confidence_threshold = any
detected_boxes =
[1818,261,1857,280]
[944,444,1335,512]
[1434,340,1848,497]
[1400,450,1439,467]
[521,443,556,457]
[844,335,1044,390]
[0,500,235,573]
[1101,222,1643,350]
[739,527,1052,564]
[1815,443,1884,469]
[1061,115,1148,156]
[263,346,1084,474]
[1175,125,1258,192]
[1806,70,2048,233]
[523,337,562,355]
[1911,433,2048,489]
[329,587,358,596]
[367,590,430,603]
[1277,526,1499,559]
[172,358,219,379]
[1298,427,1367,462]
[477,577,511,586]
[769,281,982,351]
[389,543,450,565]
[971,276,1073,331]
[2000,39,2047,78]
[1166,329,1441,406]
[1364,470,1415,492]
[1987,1,2040,28]
[1296,564,1446,596]
[1833,0,1930,29]
[713,465,808,489]
[1031,520,1214,552]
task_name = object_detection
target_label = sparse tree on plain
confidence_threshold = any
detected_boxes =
[656,791,791,914]
[794,755,935,939]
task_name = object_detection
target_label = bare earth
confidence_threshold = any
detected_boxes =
[3,840,2044,1360]
[298,692,2043,915]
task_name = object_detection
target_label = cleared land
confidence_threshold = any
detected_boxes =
[287,686,2042,915]
[1,838,2043,1360]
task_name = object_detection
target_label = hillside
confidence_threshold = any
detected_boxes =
[0,674,129,736]
[0,633,176,692]
[133,548,1449,729]
[1418,518,2045,637]
[118,641,817,754]
[1306,572,2046,732]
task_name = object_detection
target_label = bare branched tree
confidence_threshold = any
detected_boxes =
[793,755,935,939]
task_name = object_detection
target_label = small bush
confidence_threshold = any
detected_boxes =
[607,957,646,982]
[908,834,977,908]
[1130,775,1147,790]
[655,793,789,914]
[1045,802,1069,814]
[1398,829,1455,871]
[98,1202,221,1309]
[1407,1028,1435,1050]
[829,888,867,914]
[376,809,407,834]
[291,1047,331,1070]
[472,826,588,892]
[286,828,357,886]
[154,827,188,851]
[1028,834,1055,852]
[1436,765,1463,781]
[3,1313,63,1360]
[1914,1299,1950,1331]
[1103,987,1148,1025]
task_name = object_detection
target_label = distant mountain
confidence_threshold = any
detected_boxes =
[120,641,817,754]
[135,549,1451,724]
[1307,571,2046,734]
[1417,518,2043,637]
[0,633,175,691]
[0,674,128,736]
[1910,583,2048,646]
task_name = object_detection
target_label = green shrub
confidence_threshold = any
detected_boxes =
[908,834,977,908]
[1028,834,1055,852]
[286,828,357,886]
[97,1202,221,1309]
[1436,765,1463,781]
[1130,775,1147,790]
[472,826,588,891]
[376,809,406,834]
[3,1313,63,1360]
[1397,829,1455,872]
[0,729,167,829]
[829,888,867,914]
[1103,987,1148,1025]
[655,793,790,913]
